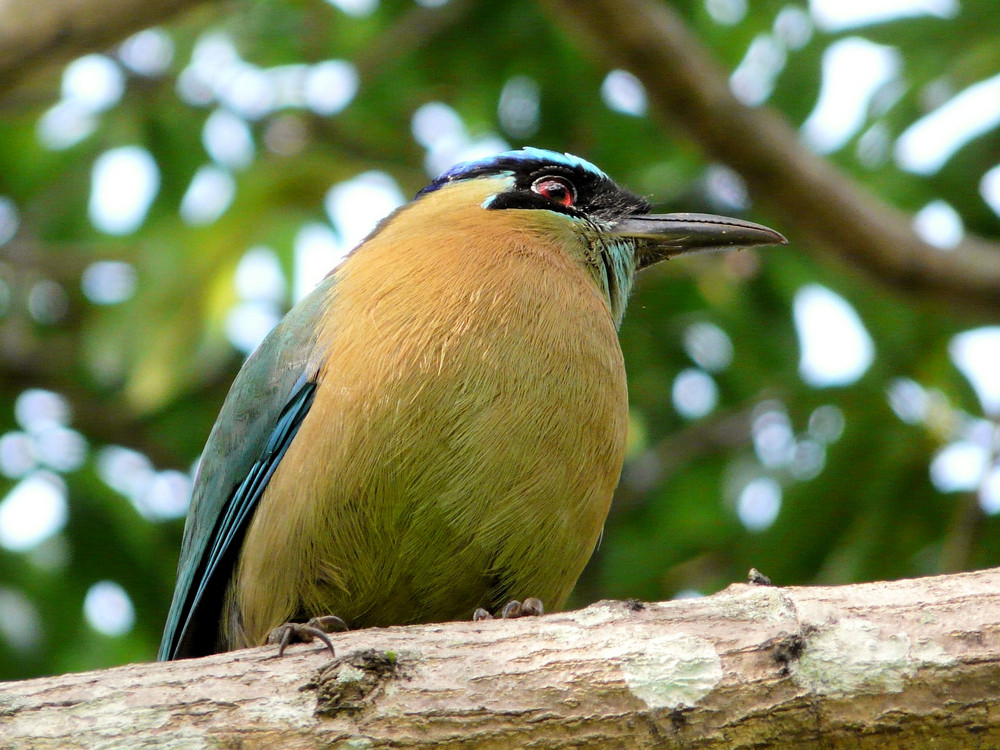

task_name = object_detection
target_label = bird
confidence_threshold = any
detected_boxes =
[158,147,785,660]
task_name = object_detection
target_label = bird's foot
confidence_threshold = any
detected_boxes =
[267,614,348,657]
[473,597,544,621]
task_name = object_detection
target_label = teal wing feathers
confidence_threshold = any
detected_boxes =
[158,275,336,660]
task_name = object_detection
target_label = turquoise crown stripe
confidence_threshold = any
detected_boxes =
[418,148,610,197]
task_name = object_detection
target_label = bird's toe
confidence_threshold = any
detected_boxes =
[267,614,348,657]
[473,597,545,621]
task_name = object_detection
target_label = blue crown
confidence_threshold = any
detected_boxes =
[418,147,610,197]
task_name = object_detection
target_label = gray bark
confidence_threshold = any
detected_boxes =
[2,568,999,748]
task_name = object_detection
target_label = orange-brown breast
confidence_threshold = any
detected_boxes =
[226,180,629,648]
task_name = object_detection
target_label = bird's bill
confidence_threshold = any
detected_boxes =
[611,212,787,269]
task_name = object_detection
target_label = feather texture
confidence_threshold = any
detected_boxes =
[158,278,338,660]
[224,177,628,648]
[160,149,785,660]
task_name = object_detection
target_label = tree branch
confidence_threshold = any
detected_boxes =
[541,0,1000,314]
[3,568,1000,747]
[0,0,210,97]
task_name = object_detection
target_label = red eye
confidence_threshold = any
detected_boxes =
[531,176,576,207]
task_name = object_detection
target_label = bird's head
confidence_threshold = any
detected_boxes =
[411,147,786,325]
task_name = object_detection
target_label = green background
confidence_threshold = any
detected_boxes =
[0,0,998,680]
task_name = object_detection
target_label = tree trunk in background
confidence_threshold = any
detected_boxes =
[541,0,1000,314]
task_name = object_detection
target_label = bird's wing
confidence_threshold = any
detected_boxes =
[158,276,336,660]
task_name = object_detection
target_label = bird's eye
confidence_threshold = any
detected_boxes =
[531,176,576,207]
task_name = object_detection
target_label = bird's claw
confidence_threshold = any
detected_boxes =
[267,614,348,657]
[473,597,544,621]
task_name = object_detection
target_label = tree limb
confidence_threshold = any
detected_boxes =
[3,567,1000,748]
[0,0,212,97]
[541,0,1000,314]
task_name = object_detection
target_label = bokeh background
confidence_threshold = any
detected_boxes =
[1,0,998,680]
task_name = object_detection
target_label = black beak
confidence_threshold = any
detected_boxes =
[611,213,787,269]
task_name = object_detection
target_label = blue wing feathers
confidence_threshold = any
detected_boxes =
[159,380,317,660]
[158,276,336,661]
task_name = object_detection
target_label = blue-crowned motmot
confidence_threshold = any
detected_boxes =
[159,148,785,660]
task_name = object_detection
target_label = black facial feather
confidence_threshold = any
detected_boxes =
[488,163,650,223]
[417,150,651,223]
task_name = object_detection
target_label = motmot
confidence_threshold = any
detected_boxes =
[158,147,785,660]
